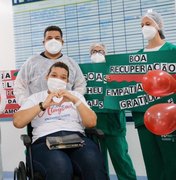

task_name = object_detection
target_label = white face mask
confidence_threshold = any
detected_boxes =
[45,39,62,54]
[47,78,67,93]
[91,53,105,63]
[142,26,157,40]
[47,78,67,103]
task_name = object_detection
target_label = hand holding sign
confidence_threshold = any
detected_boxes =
[144,103,176,135]
[142,70,176,97]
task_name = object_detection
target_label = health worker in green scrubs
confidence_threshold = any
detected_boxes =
[90,43,137,180]
[132,9,176,180]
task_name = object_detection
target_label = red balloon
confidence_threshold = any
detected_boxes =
[142,70,176,97]
[144,103,176,135]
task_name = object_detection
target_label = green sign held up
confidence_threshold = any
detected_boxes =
[80,63,108,113]
[80,50,176,113]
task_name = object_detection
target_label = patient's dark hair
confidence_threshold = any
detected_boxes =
[47,62,69,78]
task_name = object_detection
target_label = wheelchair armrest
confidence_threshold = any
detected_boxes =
[21,134,32,147]
[85,128,104,139]
[20,134,34,179]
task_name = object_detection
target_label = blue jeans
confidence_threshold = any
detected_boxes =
[31,131,109,180]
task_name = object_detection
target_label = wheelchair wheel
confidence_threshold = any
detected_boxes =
[14,167,18,180]
[18,161,27,180]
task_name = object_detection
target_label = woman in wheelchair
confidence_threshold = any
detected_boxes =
[13,61,108,180]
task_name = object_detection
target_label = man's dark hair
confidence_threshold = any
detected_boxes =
[44,26,63,38]
[47,62,69,78]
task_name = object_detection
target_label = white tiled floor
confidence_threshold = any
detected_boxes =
[110,175,147,180]
[4,172,148,180]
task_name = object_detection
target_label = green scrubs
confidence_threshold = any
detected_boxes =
[133,42,176,180]
[96,110,137,180]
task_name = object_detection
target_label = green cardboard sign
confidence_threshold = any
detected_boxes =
[80,50,176,112]
[80,63,108,112]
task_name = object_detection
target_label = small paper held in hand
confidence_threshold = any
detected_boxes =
[46,134,85,150]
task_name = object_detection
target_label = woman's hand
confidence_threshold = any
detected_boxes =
[55,89,79,105]
[42,90,79,109]
[53,89,97,128]
[42,92,61,109]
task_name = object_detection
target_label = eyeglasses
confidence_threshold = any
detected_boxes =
[91,50,105,55]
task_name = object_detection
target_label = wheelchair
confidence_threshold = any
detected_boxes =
[14,124,104,180]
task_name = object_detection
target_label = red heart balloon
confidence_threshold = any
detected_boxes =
[144,103,176,135]
[142,70,176,97]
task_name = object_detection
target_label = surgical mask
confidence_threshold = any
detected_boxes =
[142,26,157,40]
[91,53,105,63]
[47,78,67,93]
[45,39,62,54]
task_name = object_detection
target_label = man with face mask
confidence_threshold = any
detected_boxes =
[90,43,137,180]
[14,25,86,105]
[132,10,176,180]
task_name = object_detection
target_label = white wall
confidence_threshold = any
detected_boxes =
[0,0,146,177]
[0,0,26,172]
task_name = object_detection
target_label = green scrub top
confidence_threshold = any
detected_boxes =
[133,41,176,127]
